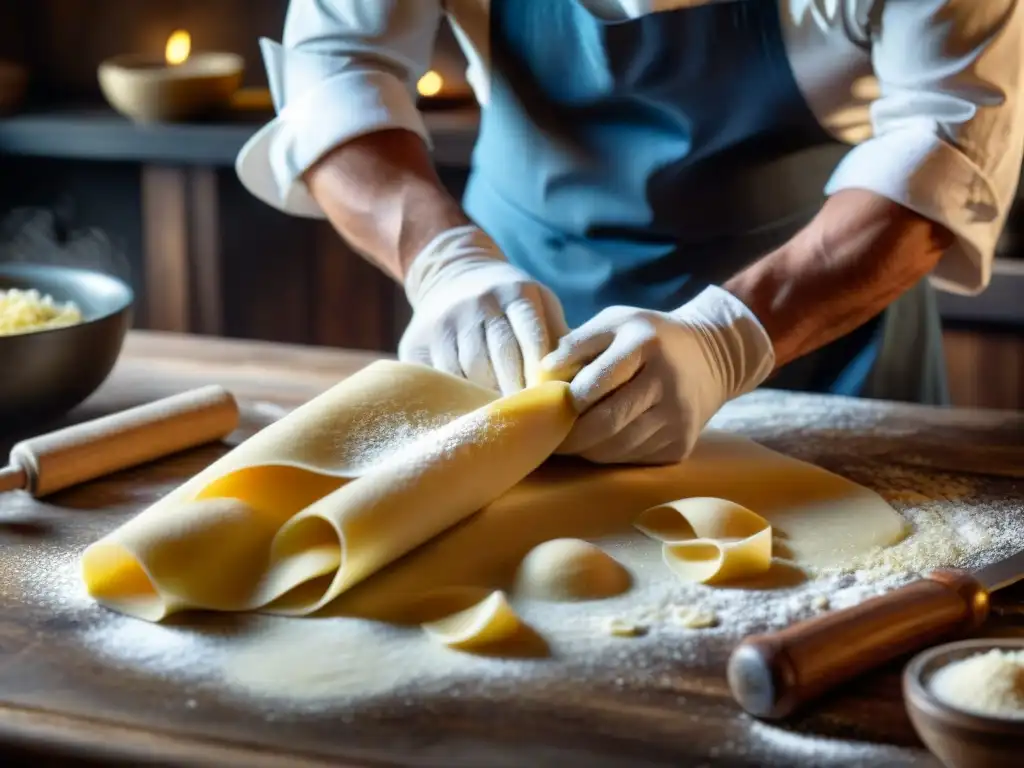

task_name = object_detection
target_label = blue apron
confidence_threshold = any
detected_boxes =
[462,0,948,405]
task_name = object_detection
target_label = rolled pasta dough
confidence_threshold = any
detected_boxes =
[81,362,906,630]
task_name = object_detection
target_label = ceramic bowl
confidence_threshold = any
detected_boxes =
[904,638,1024,768]
[0,263,134,431]
[0,60,27,114]
[98,52,243,123]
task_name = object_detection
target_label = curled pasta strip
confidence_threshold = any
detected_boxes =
[634,497,772,584]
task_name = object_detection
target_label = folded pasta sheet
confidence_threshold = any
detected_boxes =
[81,361,576,621]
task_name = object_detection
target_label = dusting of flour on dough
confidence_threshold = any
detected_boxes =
[337,408,466,472]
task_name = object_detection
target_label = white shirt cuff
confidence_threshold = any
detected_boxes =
[235,39,431,219]
[825,127,1002,296]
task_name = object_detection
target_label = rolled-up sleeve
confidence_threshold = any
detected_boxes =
[825,0,1024,295]
[236,1,442,218]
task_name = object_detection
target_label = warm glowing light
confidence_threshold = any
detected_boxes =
[165,30,191,66]
[417,70,444,98]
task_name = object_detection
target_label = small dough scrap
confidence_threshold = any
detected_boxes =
[635,497,772,584]
[513,538,632,602]
[421,590,522,649]
[605,617,649,637]
[670,605,719,629]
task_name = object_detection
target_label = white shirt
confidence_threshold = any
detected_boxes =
[235,0,1024,297]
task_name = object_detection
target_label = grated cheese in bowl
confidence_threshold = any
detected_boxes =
[0,287,84,336]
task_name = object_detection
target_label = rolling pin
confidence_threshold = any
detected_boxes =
[0,385,240,497]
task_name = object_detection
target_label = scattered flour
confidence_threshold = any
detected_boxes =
[745,720,921,767]
[340,408,453,471]
[11,448,1018,716]
[2,388,1021,765]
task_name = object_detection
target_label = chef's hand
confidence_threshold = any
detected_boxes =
[399,225,570,394]
[539,287,775,464]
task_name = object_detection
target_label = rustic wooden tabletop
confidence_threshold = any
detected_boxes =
[1,330,1022,767]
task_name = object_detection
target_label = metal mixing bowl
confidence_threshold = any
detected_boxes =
[0,263,134,431]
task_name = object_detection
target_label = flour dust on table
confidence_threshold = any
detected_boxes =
[73,366,1021,662]
[2,386,1022,768]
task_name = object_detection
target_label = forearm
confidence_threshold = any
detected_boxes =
[725,189,953,369]
[303,129,471,282]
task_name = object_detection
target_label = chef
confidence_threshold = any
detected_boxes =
[237,0,1023,465]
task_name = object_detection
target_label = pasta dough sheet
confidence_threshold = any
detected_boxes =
[81,361,906,625]
[326,429,905,622]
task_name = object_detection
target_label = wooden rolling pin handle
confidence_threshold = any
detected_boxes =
[0,465,28,493]
[726,568,989,721]
[9,385,240,498]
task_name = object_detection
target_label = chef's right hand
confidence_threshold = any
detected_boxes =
[398,225,570,395]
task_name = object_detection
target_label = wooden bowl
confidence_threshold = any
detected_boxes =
[98,52,243,123]
[0,263,133,432]
[0,60,28,114]
[904,639,1024,768]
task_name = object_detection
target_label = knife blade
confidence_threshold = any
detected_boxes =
[974,549,1024,593]
[726,552,1024,720]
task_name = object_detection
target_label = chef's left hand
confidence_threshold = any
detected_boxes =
[539,286,776,465]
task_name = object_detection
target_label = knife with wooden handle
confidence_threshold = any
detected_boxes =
[726,551,1024,720]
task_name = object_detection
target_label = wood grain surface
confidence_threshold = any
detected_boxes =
[1,331,1023,768]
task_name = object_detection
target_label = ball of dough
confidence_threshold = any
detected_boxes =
[514,538,632,602]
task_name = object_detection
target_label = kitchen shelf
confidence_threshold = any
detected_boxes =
[0,105,480,167]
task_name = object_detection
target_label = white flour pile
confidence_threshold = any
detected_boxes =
[930,648,1024,718]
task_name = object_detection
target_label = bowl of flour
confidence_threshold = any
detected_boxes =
[904,638,1024,768]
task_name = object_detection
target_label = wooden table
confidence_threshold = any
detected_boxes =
[1,331,1023,768]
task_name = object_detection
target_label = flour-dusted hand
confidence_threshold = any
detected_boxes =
[540,287,776,464]
[399,225,569,394]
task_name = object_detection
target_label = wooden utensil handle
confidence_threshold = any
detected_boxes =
[9,386,239,497]
[0,465,27,493]
[726,569,989,720]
